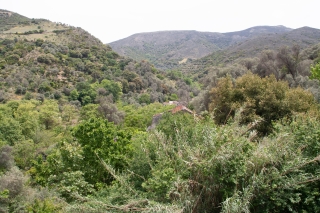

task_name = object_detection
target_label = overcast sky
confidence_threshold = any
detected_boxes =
[1,0,320,43]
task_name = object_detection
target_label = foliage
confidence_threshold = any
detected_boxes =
[38,100,60,129]
[142,167,176,202]
[2,12,320,213]
[48,171,94,202]
[208,73,315,135]
[97,102,125,125]
[13,139,37,169]
[310,62,320,81]
[0,145,14,172]
[156,111,196,141]
[96,79,122,102]
[123,112,320,212]
[0,167,27,210]
[72,118,133,185]
[14,101,39,138]
[0,105,24,145]
[0,31,183,105]
[139,93,151,104]
[119,102,174,131]
[26,198,64,213]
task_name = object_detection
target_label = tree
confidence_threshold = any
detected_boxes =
[208,73,315,135]
[139,93,151,104]
[69,89,79,101]
[0,106,24,145]
[310,62,320,81]
[256,50,280,78]
[14,101,39,139]
[97,102,125,125]
[61,104,78,122]
[38,100,59,130]
[276,45,301,79]
[75,82,96,105]
[99,79,122,101]
[72,118,132,185]
[209,75,236,124]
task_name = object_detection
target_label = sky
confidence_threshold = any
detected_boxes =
[1,0,320,43]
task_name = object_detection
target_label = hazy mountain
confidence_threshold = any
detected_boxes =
[109,26,292,69]
[180,26,320,75]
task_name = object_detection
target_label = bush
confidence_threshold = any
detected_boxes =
[5,54,20,65]
[37,54,56,65]
[208,73,315,135]
[48,171,94,202]
[126,113,320,212]
[0,145,14,172]
[72,118,133,185]
[0,167,27,199]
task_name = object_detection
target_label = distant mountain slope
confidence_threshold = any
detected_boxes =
[109,31,221,70]
[180,26,320,75]
[0,11,103,48]
[109,26,292,70]
[0,9,31,31]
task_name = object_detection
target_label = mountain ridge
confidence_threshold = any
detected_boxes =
[109,25,296,69]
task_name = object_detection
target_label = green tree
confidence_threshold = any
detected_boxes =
[69,89,79,101]
[119,102,174,131]
[139,93,151,104]
[38,100,60,129]
[13,139,36,169]
[0,106,24,145]
[61,104,78,122]
[209,75,236,124]
[98,79,122,101]
[209,73,315,135]
[79,104,100,120]
[310,62,320,81]
[72,118,132,185]
[75,82,96,105]
[47,171,94,202]
[14,101,39,139]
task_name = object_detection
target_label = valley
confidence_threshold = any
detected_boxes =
[1,9,320,212]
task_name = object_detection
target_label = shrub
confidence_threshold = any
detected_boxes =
[208,73,315,135]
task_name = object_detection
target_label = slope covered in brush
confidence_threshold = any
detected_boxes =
[0,11,199,106]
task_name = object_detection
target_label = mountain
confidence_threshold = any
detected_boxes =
[0,9,102,47]
[180,27,320,75]
[109,26,292,70]
[0,9,31,31]
[0,10,193,106]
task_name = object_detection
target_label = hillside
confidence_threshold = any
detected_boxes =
[1,9,320,213]
[180,27,320,76]
[0,9,31,31]
[0,16,102,47]
[109,26,292,69]
[0,10,200,107]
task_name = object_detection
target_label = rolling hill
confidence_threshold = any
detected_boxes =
[0,9,31,31]
[180,26,320,75]
[0,9,194,106]
[109,26,292,69]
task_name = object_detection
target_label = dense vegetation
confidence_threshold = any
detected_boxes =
[0,35,200,106]
[1,9,320,213]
